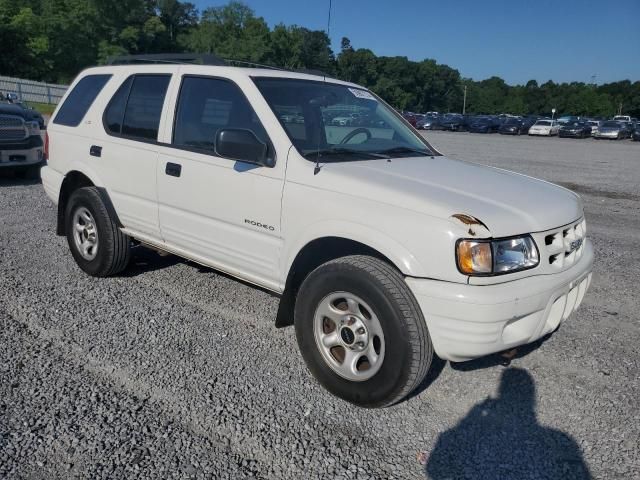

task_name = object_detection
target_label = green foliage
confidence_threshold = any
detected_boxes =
[1,0,638,116]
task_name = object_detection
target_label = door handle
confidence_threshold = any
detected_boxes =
[165,162,182,177]
[89,145,102,157]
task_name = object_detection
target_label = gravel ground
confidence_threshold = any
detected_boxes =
[1,132,639,479]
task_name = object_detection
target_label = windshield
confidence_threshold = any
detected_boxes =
[535,120,551,126]
[602,121,620,128]
[253,78,435,160]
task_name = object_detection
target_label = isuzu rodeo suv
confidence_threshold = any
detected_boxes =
[41,54,593,407]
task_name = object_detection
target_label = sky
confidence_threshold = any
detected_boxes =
[193,0,640,86]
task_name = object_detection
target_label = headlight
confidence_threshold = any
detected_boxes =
[26,121,40,136]
[456,236,539,276]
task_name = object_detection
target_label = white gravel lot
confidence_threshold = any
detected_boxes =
[1,132,638,479]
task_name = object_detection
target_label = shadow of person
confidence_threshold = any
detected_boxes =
[426,368,591,480]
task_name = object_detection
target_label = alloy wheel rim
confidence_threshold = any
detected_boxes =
[313,292,385,382]
[72,207,99,261]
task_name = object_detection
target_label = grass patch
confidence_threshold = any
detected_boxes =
[25,102,57,115]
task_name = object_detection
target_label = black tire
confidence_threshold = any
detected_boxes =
[294,255,433,408]
[65,187,131,277]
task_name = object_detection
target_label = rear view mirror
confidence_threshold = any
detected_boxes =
[214,128,272,167]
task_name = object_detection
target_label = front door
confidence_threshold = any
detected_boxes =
[156,75,285,291]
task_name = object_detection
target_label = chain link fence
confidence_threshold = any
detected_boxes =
[0,75,68,104]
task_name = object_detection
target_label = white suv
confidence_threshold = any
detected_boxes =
[41,55,593,407]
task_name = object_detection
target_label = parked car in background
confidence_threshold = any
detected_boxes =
[3,92,20,103]
[559,121,592,138]
[468,116,498,133]
[439,113,465,131]
[401,112,418,127]
[556,115,578,125]
[416,115,441,130]
[595,121,630,139]
[586,120,601,136]
[613,115,631,123]
[498,117,531,135]
[11,102,46,129]
[528,119,560,136]
[0,102,44,178]
[632,122,640,141]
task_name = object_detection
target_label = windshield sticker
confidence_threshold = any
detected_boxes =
[348,88,376,100]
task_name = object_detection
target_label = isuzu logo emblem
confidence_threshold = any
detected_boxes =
[569,238,583,253]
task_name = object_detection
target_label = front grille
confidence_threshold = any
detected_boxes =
[0,115,28,142]
[538,219,587,270]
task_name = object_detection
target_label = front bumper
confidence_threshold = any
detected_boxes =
[406,239,594,362]
[559,130,583,137]
[0,136,44,168]
[595,131,619,139]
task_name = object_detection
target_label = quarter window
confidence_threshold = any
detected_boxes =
[53,74,111,127]
[103,76,133,134]
[173,76,268,153]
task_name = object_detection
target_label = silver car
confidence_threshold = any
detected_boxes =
[594,121,629,139]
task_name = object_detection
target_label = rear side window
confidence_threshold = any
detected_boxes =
[103,74,170,141]
[53,74,111,127]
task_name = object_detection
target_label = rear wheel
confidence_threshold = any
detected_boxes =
[65,187,131,277]
[294,255,433,408]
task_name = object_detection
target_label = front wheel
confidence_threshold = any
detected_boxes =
[294,255,433,408]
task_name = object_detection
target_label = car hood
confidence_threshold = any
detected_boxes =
[0,104,29,119]
[314,156,582,237]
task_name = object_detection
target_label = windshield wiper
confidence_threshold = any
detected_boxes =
[374,146,432,157]
[305,148,389,175]
[305,148,389,160]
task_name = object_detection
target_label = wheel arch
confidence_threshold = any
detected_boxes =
[56,170,121,236]
[275,234,420,328]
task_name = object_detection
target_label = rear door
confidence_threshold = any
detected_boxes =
[155,73,286,291]
[93,73,173,239]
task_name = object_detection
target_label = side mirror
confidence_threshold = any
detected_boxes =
[214,128,272,167]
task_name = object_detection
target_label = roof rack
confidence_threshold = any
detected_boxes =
[106,53,226,66]
[105,53,334,78]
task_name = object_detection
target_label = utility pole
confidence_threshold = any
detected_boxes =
[462,84,467,115]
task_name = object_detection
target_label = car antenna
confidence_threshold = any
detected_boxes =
[314,0,333,175]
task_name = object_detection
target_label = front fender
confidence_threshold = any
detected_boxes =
[281,220,426,288]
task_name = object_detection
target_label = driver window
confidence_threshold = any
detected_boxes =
[173,76,268,153]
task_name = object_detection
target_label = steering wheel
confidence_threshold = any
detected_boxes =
[340,127,372,145]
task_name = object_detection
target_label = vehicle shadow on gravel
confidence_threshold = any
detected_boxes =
[425,368,591,480]
[449,334,552,372]
[121,246,183,276]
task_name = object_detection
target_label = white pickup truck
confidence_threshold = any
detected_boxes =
[41,55,593,407]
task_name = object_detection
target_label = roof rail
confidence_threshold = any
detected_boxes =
[106,53,226,66]
[105,53,334,78]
